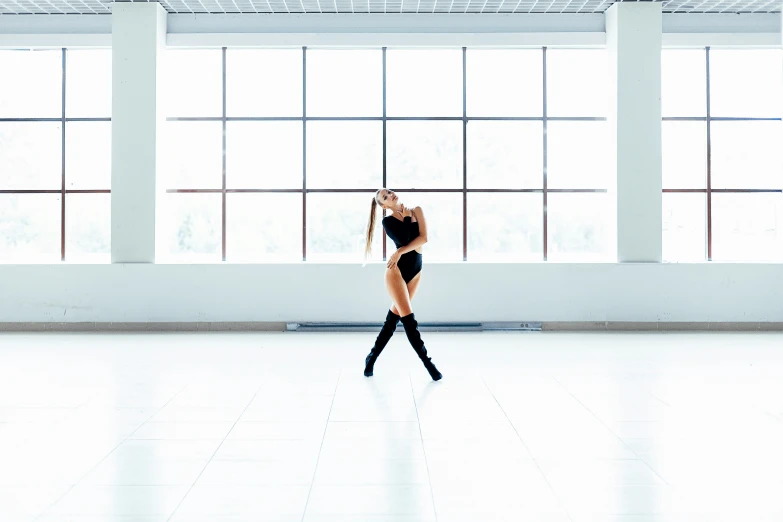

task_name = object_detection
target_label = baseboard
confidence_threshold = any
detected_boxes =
[1,321,781,332]
[542,322,783,331]
[0,322,288,332]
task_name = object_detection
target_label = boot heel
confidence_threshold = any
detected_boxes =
[400,313,443,382]
[424,360,442,381]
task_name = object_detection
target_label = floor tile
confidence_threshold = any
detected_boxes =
[304,485,436,516]
[45,485,189,516]
[313,458,430,485]
[227,421,325,440]
[129,422,234,441]
[2,331,783,521]
[172,485,309,516]
[197,459,316,486]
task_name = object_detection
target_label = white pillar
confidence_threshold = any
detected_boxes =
[606,2,662,263]
[111,3,166,263]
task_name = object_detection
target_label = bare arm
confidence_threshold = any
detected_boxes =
[396,206,428,255]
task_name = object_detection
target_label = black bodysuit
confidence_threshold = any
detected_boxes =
[382,215,423,283]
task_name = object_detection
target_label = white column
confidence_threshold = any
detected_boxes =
[606,2,662,262]
[111,3,166,263]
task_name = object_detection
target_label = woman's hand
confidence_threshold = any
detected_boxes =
[400,205,414,219]
[387,249,401,270]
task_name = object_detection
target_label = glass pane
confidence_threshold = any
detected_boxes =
[307,122,382,189]
[165,50,222,118]
[306,50,381,117]
[66,122,111,190]
[227,49,302,117]
[712,193,783,262]
[546,49,607,117]
[0,194,61,262]
[711,121,783,189]
[388,192,462,262]
[226,193,301,262]
[0,122,62,190]
[386,50,462,117]
[467,121,543,189]
[662,193,706,262]
[662,121,706,190]
[0,50,61,118]
[387,121,462,189]
[547,193,610,262]
[661,49,707,118]
[547,121,609,189]
[710,49,783,118]
[65,193,110,262]
[468,193,543,261]
[66,49,111,118]
[466,50,543,117]
[158,193,221,262]
[226,121,302,189]
[306,193,383,262]
[162,122,223,189]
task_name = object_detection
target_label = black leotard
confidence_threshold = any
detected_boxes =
[382,215,423,283]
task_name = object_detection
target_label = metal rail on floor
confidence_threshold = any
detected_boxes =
[286,322,543,332]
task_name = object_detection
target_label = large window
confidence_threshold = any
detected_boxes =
[161,47,608,263]
[0,49,111,263]
[662,48,783,262]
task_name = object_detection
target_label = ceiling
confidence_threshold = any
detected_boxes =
[0,0,779,15]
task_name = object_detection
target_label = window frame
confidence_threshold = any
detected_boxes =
[0,47,112,262]
[164,46,608,262]
[662,46,783,262]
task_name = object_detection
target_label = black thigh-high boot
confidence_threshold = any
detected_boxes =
[400,313,443,381]
[364,310,400,377]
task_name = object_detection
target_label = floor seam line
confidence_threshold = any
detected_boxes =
[480,374,575,522]
[301,369,342,522]
[32,383,191,522]
[410,373,439,522]
[551,375,671,487]
[165,381,267,522]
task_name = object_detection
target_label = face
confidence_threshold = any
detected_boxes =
[376,189,399,209]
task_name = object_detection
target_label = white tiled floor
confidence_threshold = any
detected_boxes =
[1,330,782,522]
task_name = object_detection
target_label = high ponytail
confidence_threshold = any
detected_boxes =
[364,197,378,262]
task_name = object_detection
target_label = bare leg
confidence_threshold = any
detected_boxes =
[391,272,421,316]
[365,270,420,377]
[385,267,413,317]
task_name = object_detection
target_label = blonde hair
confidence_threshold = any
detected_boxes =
[364,190,382,262]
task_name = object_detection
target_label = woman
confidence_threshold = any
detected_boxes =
[363,188,443,381]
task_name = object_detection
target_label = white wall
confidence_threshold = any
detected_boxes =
[111,3,167,263]
[1,263,782,323]
[1,10,782,326]
[607,2,662,263]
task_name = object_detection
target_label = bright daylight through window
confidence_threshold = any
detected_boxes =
[13,47,779,264]
[662,48,783,262]
[159,47,610,263]
[0,49,111,263]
